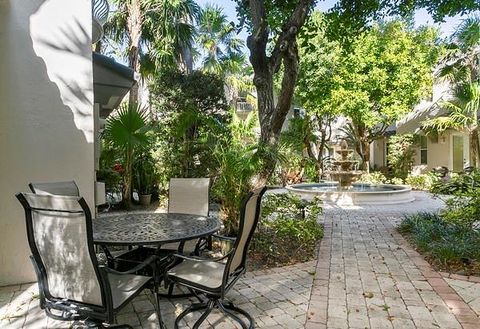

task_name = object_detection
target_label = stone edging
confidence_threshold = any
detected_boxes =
[439,272,480,284]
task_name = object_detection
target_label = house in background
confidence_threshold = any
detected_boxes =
[0,0,134,286]
[370,80,471,174]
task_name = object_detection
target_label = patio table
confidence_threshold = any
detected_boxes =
[93,212,221,246]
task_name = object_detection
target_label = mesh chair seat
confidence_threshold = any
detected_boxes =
[167,259,225,291]
[108,273,150,309]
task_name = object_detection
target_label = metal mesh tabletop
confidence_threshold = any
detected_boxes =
[93,213,220,246]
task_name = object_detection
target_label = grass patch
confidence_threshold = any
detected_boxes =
[398,212,480,275]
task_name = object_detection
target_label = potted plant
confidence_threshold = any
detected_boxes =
[134,155,157,206]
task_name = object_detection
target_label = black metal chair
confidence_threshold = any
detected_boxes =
[16,193,166,329]
[165,186,267,329]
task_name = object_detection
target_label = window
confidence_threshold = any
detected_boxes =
[420,136,427,164]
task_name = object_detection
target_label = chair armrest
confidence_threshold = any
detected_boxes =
[101,255,159,275]
[212,234,236,242]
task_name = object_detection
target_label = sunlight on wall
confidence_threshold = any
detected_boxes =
[30,0,94,143]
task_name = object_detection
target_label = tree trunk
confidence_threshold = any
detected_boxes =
[246,0,314,187]
[127,0,142,106]
[469,127,479,167]
[361,139,371,172]
[122,146,134,206]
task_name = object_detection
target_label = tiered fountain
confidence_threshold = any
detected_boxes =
[286,140,414,205]
[327,140,363,188]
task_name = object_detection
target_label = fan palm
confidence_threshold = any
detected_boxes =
[103,0,199,104]
[432,16,480,166]
[197,4,245,75]
[437,15,479,84]
[103,103,151,205]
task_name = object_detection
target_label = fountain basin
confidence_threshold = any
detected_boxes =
[286,182,414,205]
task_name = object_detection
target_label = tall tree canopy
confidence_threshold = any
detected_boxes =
[234,0,477,183]
[104,0,199,103]
[197,4,245,75]
[423,16,480,166]
[297,16,440,169]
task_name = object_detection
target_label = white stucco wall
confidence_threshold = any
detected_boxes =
[0,0,94,285]
[370,138,387,169]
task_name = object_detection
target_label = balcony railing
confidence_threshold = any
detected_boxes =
[92,0,109,43]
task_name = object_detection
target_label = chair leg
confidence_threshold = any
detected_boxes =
[216,301,248,329]
[218,300,254,329]
[192,300,215,329]
[174,303,209,329]
[81,319,134,329]
[173,299,254,329]
[153,291,167,329]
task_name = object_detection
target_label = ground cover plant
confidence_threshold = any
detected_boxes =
[399,212,480,275]
[249,193,323,269]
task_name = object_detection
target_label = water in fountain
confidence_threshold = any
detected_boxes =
[326,140,363,189]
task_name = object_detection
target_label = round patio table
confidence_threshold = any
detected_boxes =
[93,212,220,246]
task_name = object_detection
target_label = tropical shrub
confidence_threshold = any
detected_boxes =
[389,177,404,185]
[103,103,152,205]
[430,170,480,195]
[250,193,323,267]
[358,172,387,184]
[211,111,261,236]
[387,134,417,179]
[405,173,437,190]
[133,153,158,195]
[399,213,480,274]
[212,143,259,235]
[150,69,230,186]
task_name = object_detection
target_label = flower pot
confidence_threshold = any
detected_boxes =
[139,194,152,206]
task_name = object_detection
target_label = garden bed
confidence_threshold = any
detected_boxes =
[398,212,480,276]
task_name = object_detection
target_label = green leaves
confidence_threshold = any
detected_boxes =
[197,3,246,76]
[103,103,151,151]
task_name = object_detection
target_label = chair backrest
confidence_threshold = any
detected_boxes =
[16,193,105,307]
[29,181,80,196]
[168,178,210,216]
[226,186,267,276]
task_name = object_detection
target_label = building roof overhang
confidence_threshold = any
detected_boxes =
[93,52,136,118]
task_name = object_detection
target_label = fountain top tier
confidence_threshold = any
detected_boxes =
[328,140,363,188]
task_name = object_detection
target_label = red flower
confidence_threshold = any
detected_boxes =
[112,163,124,174]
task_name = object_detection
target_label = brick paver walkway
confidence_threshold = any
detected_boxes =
[0,261,315,329]
[306,191,480,329]
[2,191,480,328]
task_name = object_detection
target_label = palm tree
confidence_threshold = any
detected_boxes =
[438,15,479,83]
[104,0,199,104]
[103,103,151,206]
[142,0,199,75]
[423,82,480,166]
[197,4,245,75]
[430,16,480,166]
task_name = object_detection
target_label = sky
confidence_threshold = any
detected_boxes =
[195,0,471,42]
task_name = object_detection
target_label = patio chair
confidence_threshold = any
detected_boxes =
[164,186,267,329]
[16,193,166,329]
[28,180,126,267]
[29,180,80,196]
[161,177,210,255]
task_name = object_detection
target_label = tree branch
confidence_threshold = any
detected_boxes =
[268,0,314,73]
[271,41,299,135]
